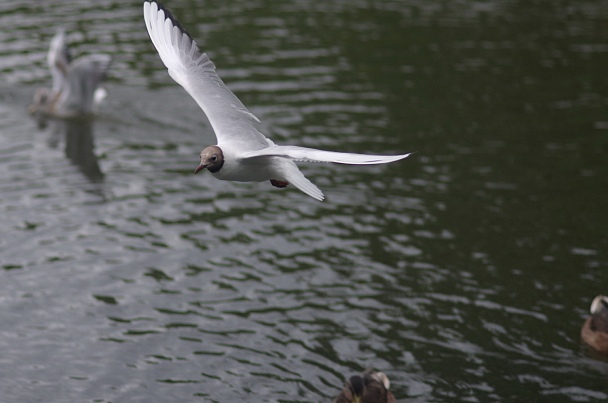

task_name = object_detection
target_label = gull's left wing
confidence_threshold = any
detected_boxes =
[143,1,269,149]
[240,145,412,165]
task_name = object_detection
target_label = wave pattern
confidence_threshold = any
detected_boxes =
[1,0,608,401]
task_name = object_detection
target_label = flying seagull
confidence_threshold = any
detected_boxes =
[29,28,111,118]
[143,1,410,201]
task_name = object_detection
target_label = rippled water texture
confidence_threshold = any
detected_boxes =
[1,0,608,401]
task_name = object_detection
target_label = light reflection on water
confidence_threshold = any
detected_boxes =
[1,0,608,401]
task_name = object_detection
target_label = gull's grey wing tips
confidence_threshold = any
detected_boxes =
[145,1,194,42]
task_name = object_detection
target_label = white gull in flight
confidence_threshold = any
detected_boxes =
[29,28,111,118]
[143,0,411,201]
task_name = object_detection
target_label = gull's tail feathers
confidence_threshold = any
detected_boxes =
[280,160,325,201]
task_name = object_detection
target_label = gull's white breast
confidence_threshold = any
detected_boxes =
[212,146,284,183]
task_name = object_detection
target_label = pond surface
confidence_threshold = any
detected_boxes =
[1,0,608,401]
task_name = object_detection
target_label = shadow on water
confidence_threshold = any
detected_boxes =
[39,116,104,183]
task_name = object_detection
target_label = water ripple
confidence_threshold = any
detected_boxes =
[1,0,608,401]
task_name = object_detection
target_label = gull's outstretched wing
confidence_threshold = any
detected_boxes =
[47,28,71,94]
[241,145,411,165]
[143,1,268,149]
[58,54,112,113]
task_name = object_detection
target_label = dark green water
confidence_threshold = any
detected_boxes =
[1,0,607,401]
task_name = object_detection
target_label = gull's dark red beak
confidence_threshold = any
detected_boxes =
[194,164,206,174]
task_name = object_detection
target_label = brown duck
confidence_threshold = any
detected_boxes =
[581,295,608,354]
[333,370,396,403]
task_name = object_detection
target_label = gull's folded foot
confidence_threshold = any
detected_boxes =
[270,180,289,188]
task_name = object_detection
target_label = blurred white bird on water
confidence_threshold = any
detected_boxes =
[29,28,111,119]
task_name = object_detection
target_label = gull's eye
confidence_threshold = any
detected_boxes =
[211,155,217,162]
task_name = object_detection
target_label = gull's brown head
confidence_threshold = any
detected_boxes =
[194,145,224,174]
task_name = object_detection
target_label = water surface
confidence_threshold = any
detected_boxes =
[1,0,608,401]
